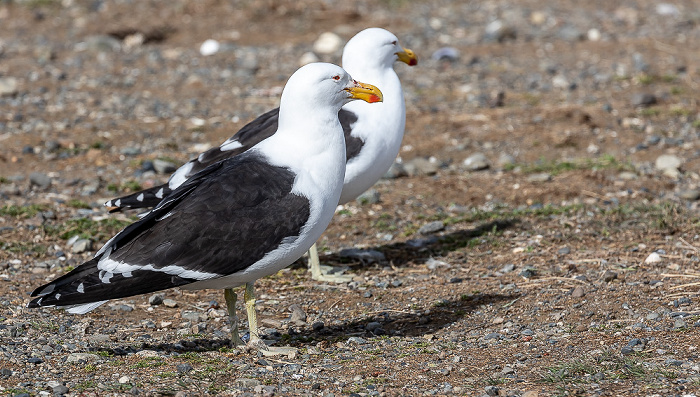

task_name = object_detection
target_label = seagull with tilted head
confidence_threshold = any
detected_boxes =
[28,63,383,353]
[104,28,417,282]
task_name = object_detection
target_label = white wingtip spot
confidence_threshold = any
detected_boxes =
[220,140,243,151]
[55,293,61,300]
[155,188,164,199]
[114,199,121,207]
[104,200,112,207]
[66,300,108,314]
[137,193,144,202]
[77,283,85,293]
[122,271,133,278]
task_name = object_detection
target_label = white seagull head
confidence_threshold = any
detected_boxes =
[280,62,383,113]
[342,28,418,72]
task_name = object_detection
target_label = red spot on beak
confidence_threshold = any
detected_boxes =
[368,94,381,103]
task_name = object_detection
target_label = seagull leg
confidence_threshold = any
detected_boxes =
[243,281,297,357]
[224,288,245,347]
[308,242,353,283]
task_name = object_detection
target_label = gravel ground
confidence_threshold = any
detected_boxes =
[1,0,700,396]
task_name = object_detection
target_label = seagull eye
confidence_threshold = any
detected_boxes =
[332,75,341,81]
[391,40,397,45]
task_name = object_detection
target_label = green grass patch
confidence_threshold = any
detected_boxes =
[1,241,48,255]
[540,351,677,385]
[66,199,92,209]
[44,217,132,241]
[107,180,142,192]
[133,357,165,369]
[639,108,661,117]
[0,204,47,218]
[509,154,632,176]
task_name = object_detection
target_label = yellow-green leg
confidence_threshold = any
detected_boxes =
[243,281,298,356]
[243,282,262,347]
[224,288,245,347]
[308,242,353,283]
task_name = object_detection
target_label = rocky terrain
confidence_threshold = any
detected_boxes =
[1,0,700,395]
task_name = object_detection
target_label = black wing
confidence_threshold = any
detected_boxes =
[32,153,311,308]
[104,107,359,212]
[339,109,363,161]
[105,108,282,212]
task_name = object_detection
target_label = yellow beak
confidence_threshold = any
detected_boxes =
[396,47,418,66]
[345,81,383,103]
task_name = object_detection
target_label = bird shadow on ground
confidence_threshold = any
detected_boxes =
[316,218,519,269]
[310,292,516,340]
[85,293,516,356]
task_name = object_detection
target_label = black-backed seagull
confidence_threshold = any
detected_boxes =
[105,28,417,282]
[28,62,383,352]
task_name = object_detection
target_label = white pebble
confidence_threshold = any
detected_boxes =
[199,39,220,56]
[587,28,601,41]
[644,252,662,264]
[118,376,130,384]
[299,51,319,66]
[313,32,343,55]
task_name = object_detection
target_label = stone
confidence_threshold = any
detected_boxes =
[153,159,177,174]
[527,172,551,183]
[656,3,680,16]
[199,39,220,56]
[418,221,444,235]
[356,189,380,205]
[497,153,515,168]
[118,376,130,384]
[618,171,638,180]
[674,319,687,329]
[313,32,343,55]
[52,385,69,395]
[519,267,536,278]
[0,77,18,97]
[644,252,662,264]
[71,239,92,253]
[655,154,681,172]
[312,321,324,331]
[82,35,121,52]
[176,363,193,374]
[587,28,601,41]
[383,162,407,179]
[679,189,700,201]
[29,172,51,188]
[631,93,657,107]
[571,286,585,298]
[463,153,490,171]
[66,353,100,364]
[236,378,261,388]
[558,246,571,255]
[484,385,500,396]
[163,299,178,308]
[500,264,515,273]
[484,20,516,42]
[149,294,164,306]
[288,304,307,325]
[299,51,319,66]
[602,270,618,282]
[403,157,438,176]
[431,47,460,61]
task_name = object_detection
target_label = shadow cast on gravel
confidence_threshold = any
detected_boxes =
[319,219,518,268]
[313,292,515,339]
[85,293,516,356]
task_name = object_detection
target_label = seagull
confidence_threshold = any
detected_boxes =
[28,62,383,352]
[105,28,417,282]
